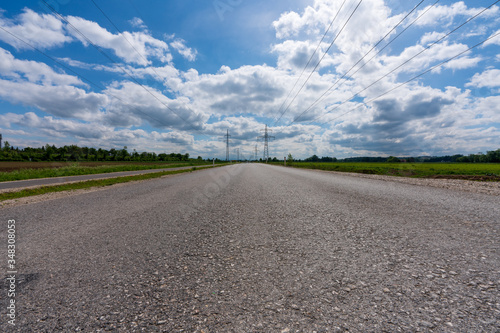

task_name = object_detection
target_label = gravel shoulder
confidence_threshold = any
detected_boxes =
[306,167,500,196]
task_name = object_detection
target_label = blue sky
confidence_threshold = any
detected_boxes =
[0,0,499,159]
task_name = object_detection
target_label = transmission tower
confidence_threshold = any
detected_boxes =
[234,148,240,161]
[224,129,231,161]
[259,124,275,162]
[254,145,258,161]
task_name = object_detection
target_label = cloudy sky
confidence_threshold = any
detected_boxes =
[0,0,499,159]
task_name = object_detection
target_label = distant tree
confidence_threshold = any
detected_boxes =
[386,156,400,163]
[320,156,337,162]
[109,148,117,161]
[486,149,500,163]
[305,154,319,162]
[119,146,129,161]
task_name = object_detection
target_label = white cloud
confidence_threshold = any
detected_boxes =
[272,40,326,71]
[57,57,96,70]
[470,95,500,124]
[170,38,197,62]
[129,17,146,30]
[1,112,110,139]
[0,78,106,120]
[65,15,172,65]
[273,9,304,39]
[483,29,500,47]
[0,111,201,153]
[176,64,343,123]
[379,41,473,77]
[273,0,402,51]
[270,0,413,83]
[411,2,499,27]
[0,47,84,86]
[0,48,105,121]
[102,81,207,130]
[440,55,482,72]
[92,63,182,90]
[152,131,194,146]
[0,8,71,50]
[420,32,447,45]
[318,82,500,157]
[466,69,500,88]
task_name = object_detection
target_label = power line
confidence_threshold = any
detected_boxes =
[89,0,206,133]
[90,0,178,89]
[273,0,364,126]
[307,0,500,124]
[291,0,431,124]
[0,25,175,135]
[319,30,500,125]
[125,0,144,19]
[272,0,347,124]
[40,0,203,134]
[90,0,150,66]
[0,24,209,154]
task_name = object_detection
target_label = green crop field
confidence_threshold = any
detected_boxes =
[277,162,500,181]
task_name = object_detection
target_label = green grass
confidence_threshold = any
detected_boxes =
[0,161,219,182]
[0,166,217,202]
[275,162,500,180]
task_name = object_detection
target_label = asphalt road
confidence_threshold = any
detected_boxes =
[1,164,499,332]
[0,165,215,191]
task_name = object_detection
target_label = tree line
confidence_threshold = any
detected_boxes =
[297,148,500,163]
[0,142,199,162]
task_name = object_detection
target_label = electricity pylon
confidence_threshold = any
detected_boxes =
[224,129,231,161]
[259,124,275,162]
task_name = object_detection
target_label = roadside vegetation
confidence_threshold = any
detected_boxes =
[0,161,225,182]
[0,166,216,202]
[0,142,206,163]
[272,149,500,181]
[0,143,229,182]
[276,162,500,180]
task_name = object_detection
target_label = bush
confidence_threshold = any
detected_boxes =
[386,156,400,163]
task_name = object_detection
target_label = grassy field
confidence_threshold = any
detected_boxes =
[277,162,500,181]
[0,161,221,182]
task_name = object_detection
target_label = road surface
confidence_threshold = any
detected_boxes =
[1,164,499,332]
[0,165,215,191]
